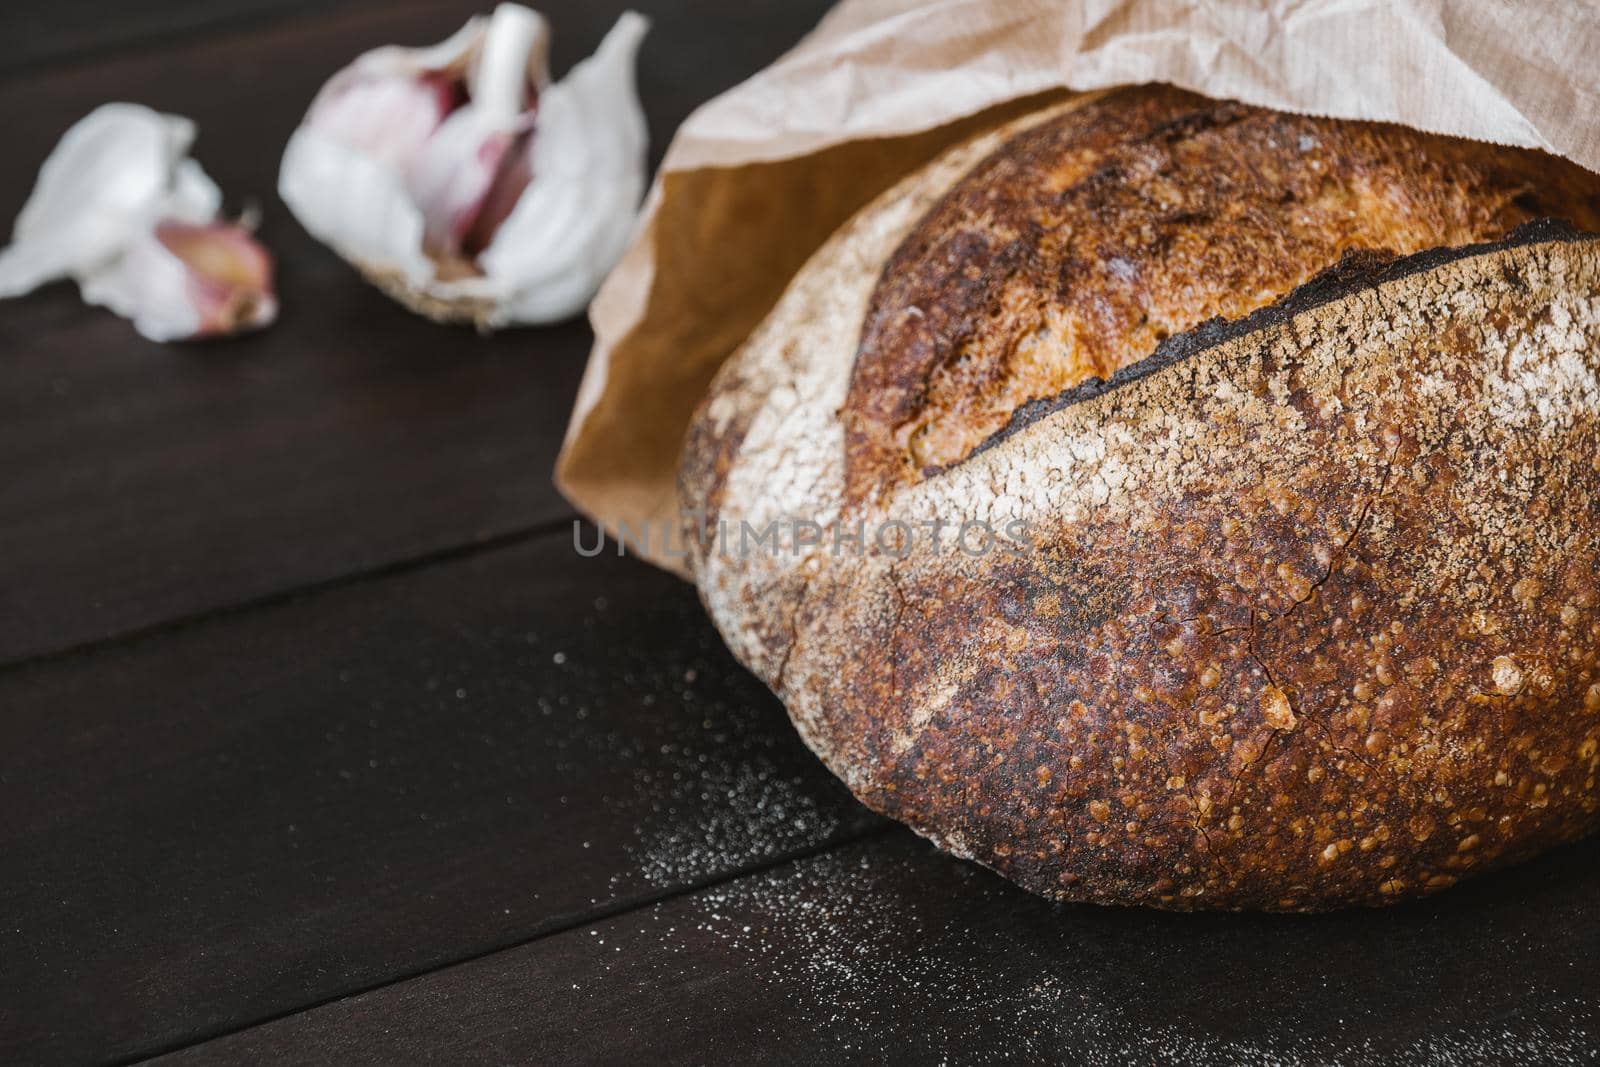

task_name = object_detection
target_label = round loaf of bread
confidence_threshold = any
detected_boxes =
[678,86,1600,910]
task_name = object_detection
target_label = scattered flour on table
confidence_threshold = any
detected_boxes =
[600,848,1596,1065]
[592,647,851,891]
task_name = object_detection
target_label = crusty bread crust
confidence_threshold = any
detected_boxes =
[846,87,1600,502]
[679,89,1600,910]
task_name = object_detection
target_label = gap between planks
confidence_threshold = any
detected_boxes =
[0,513,583,680]
[117,823,900,1066]
[0,0,392,82]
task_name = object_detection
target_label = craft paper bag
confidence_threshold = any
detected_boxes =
[557,0,1600,574]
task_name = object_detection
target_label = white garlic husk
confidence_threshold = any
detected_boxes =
[279,4,649,329]
[0,103,277,342]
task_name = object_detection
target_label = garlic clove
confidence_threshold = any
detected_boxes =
[405,5,546,261]
[405,114,531,262]
[79,220,277,342]
[279,5,649,329]
[278,125,434,287]
[0,103,276,342]
[469,4,549,117]
[475,12,648,326]
[462,133,536,259]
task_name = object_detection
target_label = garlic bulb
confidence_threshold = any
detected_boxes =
[0,103,276,342]
[279,4,649,329]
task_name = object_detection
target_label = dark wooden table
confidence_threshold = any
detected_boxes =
[1,2,1598,1064]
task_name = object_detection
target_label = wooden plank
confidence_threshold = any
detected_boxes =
[0,0,834,663]
[0,0,364,74]
[155,828,1600,1065]
[0,531,880,1065]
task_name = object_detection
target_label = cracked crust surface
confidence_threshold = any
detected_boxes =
[844,87,1600,502]
[679,89,1600,910]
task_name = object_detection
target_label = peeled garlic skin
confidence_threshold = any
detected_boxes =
[80,221,277,342]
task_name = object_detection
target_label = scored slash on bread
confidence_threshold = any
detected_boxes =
[679,87,1600,910]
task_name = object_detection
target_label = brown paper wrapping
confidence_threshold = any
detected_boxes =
[556,0,1600,575]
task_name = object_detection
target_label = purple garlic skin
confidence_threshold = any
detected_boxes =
[154,221,278,338]
[405,112,534,262]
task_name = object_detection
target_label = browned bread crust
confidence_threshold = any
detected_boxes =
[846,87,1600,502]
[679,87,1600,910]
